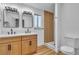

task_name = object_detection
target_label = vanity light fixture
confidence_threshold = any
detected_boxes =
[23,11,32,15]
[5,6,18,13]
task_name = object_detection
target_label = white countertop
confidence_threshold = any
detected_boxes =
[0,33,37,38]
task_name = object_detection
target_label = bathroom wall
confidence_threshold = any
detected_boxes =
[0,5,3,35]
[54,3,63,52]
[0,3,55,46]
[0,7,1,34]
[61,4,79,47]
[62,3,79,34]
[26,3,55,13]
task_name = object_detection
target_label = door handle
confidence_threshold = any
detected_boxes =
[8,44,11,51]
[29,41,32,46]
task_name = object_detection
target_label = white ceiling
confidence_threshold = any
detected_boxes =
[24,3,55,12]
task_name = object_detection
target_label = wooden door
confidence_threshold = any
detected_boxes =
[0,43,9,55]
[44,11,54,43]
[10,41,21,55]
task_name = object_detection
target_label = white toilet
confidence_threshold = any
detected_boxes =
[61,46,74,55]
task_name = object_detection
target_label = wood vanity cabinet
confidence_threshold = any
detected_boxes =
[0,35,37,55]
[22,35,37,55]
[0,36,21,55]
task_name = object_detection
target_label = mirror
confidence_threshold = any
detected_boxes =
[3,6,19,28]
[22,11,33,28]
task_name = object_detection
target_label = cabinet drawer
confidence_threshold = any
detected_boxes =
[22,35,37,41]
[29,35,37,39]
[0,36,21,44]
[22,36,29,41]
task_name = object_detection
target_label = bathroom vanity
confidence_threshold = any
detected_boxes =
[0,5,37,55]
[0,34,37,55]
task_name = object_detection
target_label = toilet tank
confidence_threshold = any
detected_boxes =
[63,34,79,48]
[62,37,75,48]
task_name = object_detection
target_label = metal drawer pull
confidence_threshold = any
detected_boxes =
[29,41,32,46]
[8,44,11,51]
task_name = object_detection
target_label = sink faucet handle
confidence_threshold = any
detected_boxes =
[11,28,12,31]
[8,32,10,35]
[11,28,13,34]
[14,32,16,34]
[27,28,29,31]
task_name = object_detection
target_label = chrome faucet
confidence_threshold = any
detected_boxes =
[7,28,16,35]
[25,28,31,33]
[11,28,13,34]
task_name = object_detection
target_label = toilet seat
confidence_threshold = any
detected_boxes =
[61,46,74,55]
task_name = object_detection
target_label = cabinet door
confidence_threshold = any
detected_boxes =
[10,41,21,55]
[0,43,9,55]
[22,40,30,55]
[29,39,37,54]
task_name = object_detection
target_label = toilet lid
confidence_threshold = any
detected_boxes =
[61,46,74,53]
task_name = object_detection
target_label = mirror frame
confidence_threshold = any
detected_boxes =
[22,11,33,28]
[3,6,20,28]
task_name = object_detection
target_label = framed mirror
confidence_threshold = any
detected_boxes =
[3,6,19,28]
[22,11,33,28]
